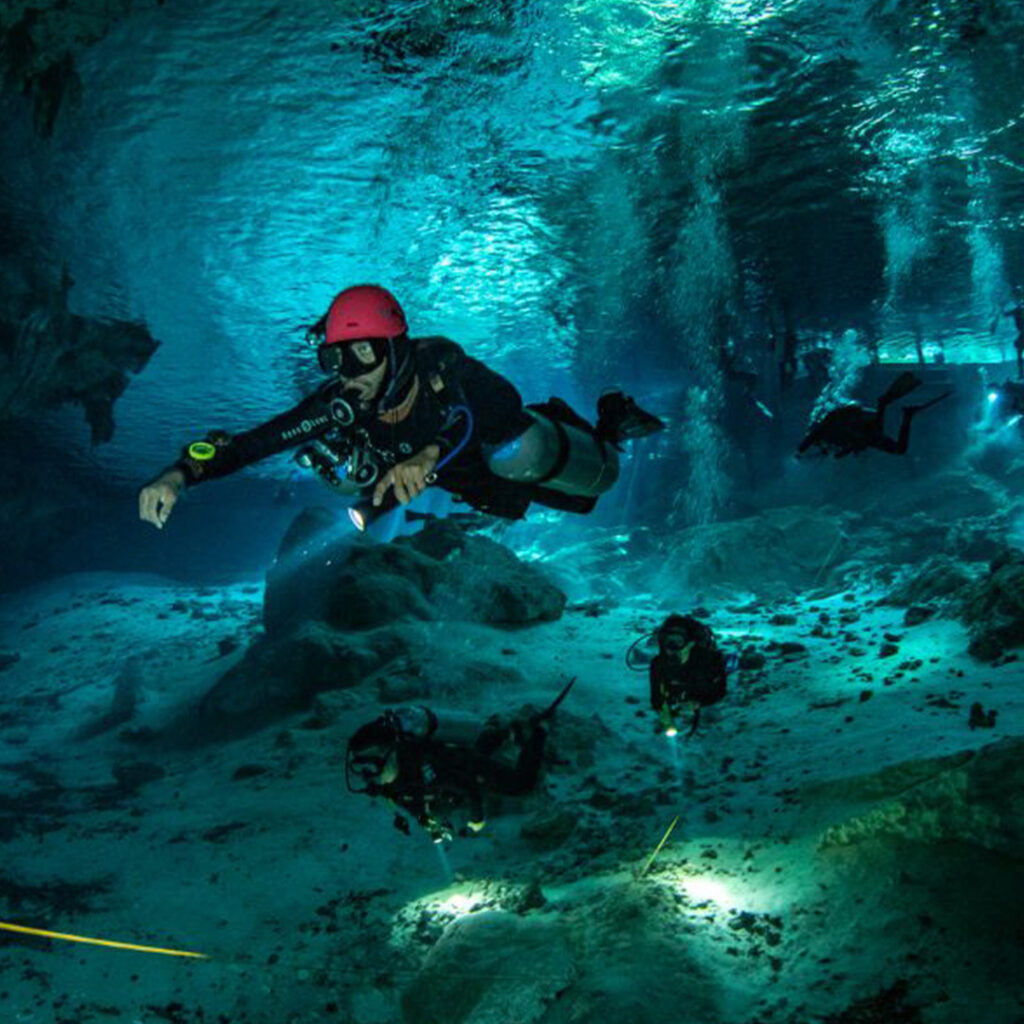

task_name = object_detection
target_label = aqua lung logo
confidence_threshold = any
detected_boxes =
[281,415,328,442]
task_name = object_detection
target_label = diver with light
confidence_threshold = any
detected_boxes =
[138,285,664,531]
[985,379,1024,424]
[628,614,732,737]
[345,679,574,843]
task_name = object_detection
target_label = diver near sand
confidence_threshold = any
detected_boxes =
[796,371,951,459]
[345,679,574,842]
[629,614,731,737]
[138,285,664,530]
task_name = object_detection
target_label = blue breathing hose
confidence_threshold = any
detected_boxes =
[433,404,474,473]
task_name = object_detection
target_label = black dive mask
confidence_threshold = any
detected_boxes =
[345,743,391,795]
[345,712,405,794]
[317,337,389,378]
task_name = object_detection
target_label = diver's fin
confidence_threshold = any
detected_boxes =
[533,676,577,725]
[880,371,923,404]
[596,392,666,443]
[903,390,953,416]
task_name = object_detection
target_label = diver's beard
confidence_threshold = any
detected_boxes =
[342,386,377,414]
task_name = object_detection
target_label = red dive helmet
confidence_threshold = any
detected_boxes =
[324,284,408,345]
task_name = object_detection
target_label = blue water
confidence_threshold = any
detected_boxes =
[3,0,1022,494]
[3,4,1024,1022]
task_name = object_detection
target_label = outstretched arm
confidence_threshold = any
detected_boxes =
[138,384,340,529]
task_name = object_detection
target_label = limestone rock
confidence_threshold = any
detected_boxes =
[199,621,408,730]
[0,0,134,135]
[0,269,158,443]
[400,910,574,1024]
[818,738,1024,859]
[520,806,577,850]
[659,506,849,594]
[960,548,1024,660]
[264,512,565,637]
[884,556,974,609]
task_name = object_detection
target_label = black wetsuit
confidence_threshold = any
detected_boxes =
[169,336,596,519]
[796,372,944,459]
[649,619,728,714]
[381,721,547,839]
[797,404,911,458]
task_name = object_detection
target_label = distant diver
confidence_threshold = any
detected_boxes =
[796,371,951,459]
[138,285,664,532]
[345,679,575,843]
[1008,298,1024,379]
[987,379,1024,422]
[989,291,1024,379]
[628,615,731,737]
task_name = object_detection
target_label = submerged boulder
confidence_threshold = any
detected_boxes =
[264,511,566,636]
[659,506,850,595]
[199,621,409,729]
[819,738,1024,860]
[202,513,566,732]
[959,548,1024,660]
[884,556,974,609]
[400,911,574,1024]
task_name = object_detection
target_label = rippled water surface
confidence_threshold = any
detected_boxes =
[3,0,1023,476]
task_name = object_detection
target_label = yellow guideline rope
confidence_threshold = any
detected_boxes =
[638,815,680,879]
[0,921,208,959]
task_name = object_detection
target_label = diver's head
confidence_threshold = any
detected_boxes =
[346,716,403,794]
[310,284,411,411]
[656,614,701,661]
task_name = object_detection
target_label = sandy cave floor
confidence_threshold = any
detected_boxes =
[0,562,1022,1023]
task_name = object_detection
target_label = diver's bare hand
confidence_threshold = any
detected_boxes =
[373,444,440,507]
[139,469,186,529]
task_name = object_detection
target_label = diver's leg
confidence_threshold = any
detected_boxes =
[876,415,910,455]
[877,371,923,413]
[881,391,953,454]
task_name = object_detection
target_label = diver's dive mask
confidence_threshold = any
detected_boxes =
[345,708,432,792]
[317,337,388,378]
[345,714,402,794]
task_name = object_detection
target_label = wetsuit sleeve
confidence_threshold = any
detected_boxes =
[425,341,532,456]
[171,386,338,486]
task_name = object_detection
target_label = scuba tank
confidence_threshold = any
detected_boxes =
[484,408,619,498]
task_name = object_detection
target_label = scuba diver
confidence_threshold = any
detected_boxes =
[1007,298,1024,379]
[627,614,731,737]
[988,290,1024,378]
[796,371,951,459]
[986,379,1024,422]
[345,679,574,843]
[138,285,664,531]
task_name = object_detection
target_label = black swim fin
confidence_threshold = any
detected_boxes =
[880,371,923,405]
[903,390,953,416]
[532,676,577,726]
[596,392,666,443]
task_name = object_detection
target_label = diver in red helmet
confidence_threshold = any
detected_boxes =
[139,284,664,530]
